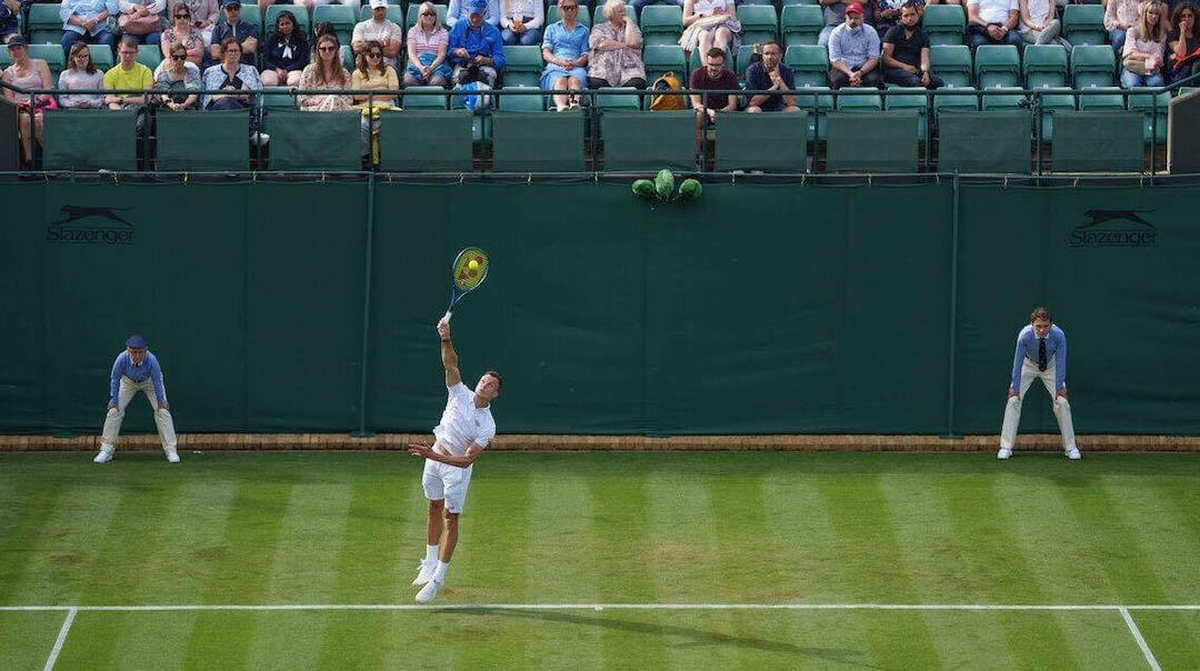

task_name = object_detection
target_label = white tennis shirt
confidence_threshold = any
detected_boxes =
[433,382,496,457]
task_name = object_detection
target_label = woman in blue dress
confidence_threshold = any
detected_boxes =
[540,0,590,111]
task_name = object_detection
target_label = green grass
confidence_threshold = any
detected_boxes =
[2,451,1199,669]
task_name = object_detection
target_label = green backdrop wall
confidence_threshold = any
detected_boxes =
[2,180,1197,436]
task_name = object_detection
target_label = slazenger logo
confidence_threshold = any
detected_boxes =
[46,205,135,245]
[1068,209,1157,248]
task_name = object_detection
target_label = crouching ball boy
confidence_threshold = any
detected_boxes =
[407,318,501,604]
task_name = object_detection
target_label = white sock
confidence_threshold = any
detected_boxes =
[433,561,448,582]
[425,545,439,564]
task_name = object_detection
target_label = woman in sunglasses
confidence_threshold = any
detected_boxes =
[0,37,53,166]
[261,9,309,86]
[161,4,205,67]
[155,44,201,109]
[352,40,399,162]
[298,33,353,111]
[405,1,452,87]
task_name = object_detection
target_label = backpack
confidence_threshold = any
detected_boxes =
[649,71,684,111]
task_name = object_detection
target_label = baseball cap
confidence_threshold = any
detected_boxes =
[845,2,864,14]
[468,0,487,14]
[126,335,148,349]
[224,0,241,8]
[7,35,28,47]
[369,0,387,8]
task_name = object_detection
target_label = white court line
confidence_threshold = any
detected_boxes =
[1120,607,1163,671]
[42,607,77,671]
[2,603,1200,612]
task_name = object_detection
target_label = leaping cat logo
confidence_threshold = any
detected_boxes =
[1077,209,1155,229]
[50,206,134,227]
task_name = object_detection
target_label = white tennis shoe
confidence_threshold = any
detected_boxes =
[412,560,436,586]
[167,452,180,463]
[415,579,442,604]
[93,450,113,464]
[1066,448,1081,460]
[997,447,1012,460]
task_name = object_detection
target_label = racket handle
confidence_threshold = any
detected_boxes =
[441,310,453,324]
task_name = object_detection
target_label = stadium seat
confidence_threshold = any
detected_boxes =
[263,5,300,35]
[735,43,757,79]
[883,86,929,142]
[88,44,114,72]
[1126,91,1171,144]
[1071,45,1115,88]
[156,110,251,171]
[1034,87,1077,143]
[1062,4,1106,47]
[314,5,358,46]
[267,109,362,170]
[43,108,139,171]
[224,5,263,32]
[1077,86,1125,111]
[137,44,162,72]
[501,45,544,88]
[835,89,882,111]
[930,44,972,88]
[402,85,450,109]
[640,5,683,46]
[921,5,966,46]
[29,4,63,44]
[379,110,474,171]
[933,86,979,113]
[600,109,695,171]
[491,109,585,171]
[1022,44,1068,89]
[498,86,545,111]
[27,45,65,82]
[0,46,10,69]
[449,91,492,147]
[974,45,1020,89]
[594,86,642,110]
[784,44,829,86]
[713,110,809,172]
[737,5,779,45]
[360,4,403,25]
[405,3,447,30]
[642,44,687,86]
[546,3,591,26]
[981,86,1026,110]
[781,0,820,5]
[781,5,823,48]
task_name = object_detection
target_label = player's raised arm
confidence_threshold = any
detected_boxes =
[437,319,462,388]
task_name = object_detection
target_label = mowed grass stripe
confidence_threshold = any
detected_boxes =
[939,472,1081,666]
[381,467,434,670]
[317,469,414,670]
[1127,610,1200,669]
[587,464,668,670]
[761,469,838,602]
[180,476,294,667]
[0,480,88,605]
[706,468,769,600]
[244,481,355,670]
[0,611,71,671]
[1102,479,1200,604]
[878,473,1017,668]
[818,472,942,667]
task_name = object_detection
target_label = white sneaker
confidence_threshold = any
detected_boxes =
[412,560,436,586]
[415,578,442,604]
[166,452,180,463]
[93,449,113,464]
[251,131,270,146]
[997,447,1012,460]
[1066,448,1081,460]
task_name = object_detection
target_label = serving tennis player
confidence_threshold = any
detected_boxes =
[408,318,502,604]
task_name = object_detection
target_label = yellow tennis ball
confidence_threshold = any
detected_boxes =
[468,259,480,271]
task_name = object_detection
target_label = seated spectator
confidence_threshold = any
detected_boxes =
[155,43,201,109]
[829,3,883,88]
[966,0,1022,51]
[877,0,922,35]
[448,0,499,29]
[588,0,646,89]
[882,2,943,87]
[298,33,353,111]
[260,9,309,86]
[1,37,54,166]
[352,41,399,162]
[745,40,801,112]
[501,0,545,46]
[1019,0,1066,47]
[1106,0,1143,54]
[104,36,155,109]
[257,0,357,29]
[60,0,119,57]
[201,36,266,142]
[161,4,206,68]
[168,0,217,47]
[1,0,20,45]
[819,0,876,47]
[1121,0,1168,87]
[541,0,589,110]
[447,0,506,86]
[58,41,107,109]
[117,0,166,46]
[405,1,452,88]
[210,0,258,65]
[352,0,404,65]
[681,0,738,61]
[1168,2,1200,84]
[688,46,738,146]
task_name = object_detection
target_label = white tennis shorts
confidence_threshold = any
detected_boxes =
[422,459,474,514]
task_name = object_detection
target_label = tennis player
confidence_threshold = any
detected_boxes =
[408,318,501,604]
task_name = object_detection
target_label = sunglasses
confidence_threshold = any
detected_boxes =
[318,45,338,51]
[171,54,187,60]
[175,13,190,18]
[561,5,578,9]
[368,52,382,57]
[421,10,435,15]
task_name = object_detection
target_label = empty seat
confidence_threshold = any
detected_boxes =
[137,44,162,72]
[502,45,544,88]
[313,4,358,45]
[1071,45,1115,88]
[836,89,882,111]
[921,5,966,46]
[498,86,545,111]
[88,44,114,72]
[1077,86,1125,111]
[737,5,779,45]
[642,44,687,85]
[933,86,979,113]
[974,44,1020,89]
[781,5,823,48]
[1022,44,1068,89]
[1033,87,1076,143]
[1062,4,1106,47]
[930,44,972,88]
[28,4,63,44]
[402,85,450,109]
[640,5,683,46]
[1126,91,1171,144]
[981,86,1026,110]
[784,44,829,86]
[594,86,643,110]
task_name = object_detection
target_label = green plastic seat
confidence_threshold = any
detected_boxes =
[737,5,779,45]
[933,86,979,113]
[836,89,882,111]
[642,44,687,85]
[137,45,163,72]
[29,4,64,44]
[261,86,297,110]
[974,45,1020,89]
[502,45,544,88]
[781,5,823,48]
[1032,87,1076,143]
[930,44,972,88]
[1022,44,1068,89]
[1126,91,1171,144]
[498,86,545,111]
[1077,86,1126,111]
[402,85,450,110]
[88,44,114,72]
[1062,4,1106,47]
[784,44,829,87]
[595,86,643,110]
[981,86,1027,111]
[640,5,683,46]
[921,5,966,46]
[1071,45,1116,88]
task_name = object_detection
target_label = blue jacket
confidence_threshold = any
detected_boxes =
[447,20,505,70]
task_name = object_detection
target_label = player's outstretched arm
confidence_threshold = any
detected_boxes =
[408,442,482,468]
[437,319,462,387]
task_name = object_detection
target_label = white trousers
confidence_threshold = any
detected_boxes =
[1000,357,1076,452]
[100,376,178,455]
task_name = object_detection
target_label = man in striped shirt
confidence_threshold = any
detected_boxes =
[998,307,1080,460]
[94,335,180,463]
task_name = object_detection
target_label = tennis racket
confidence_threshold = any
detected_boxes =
[442,247,490,324]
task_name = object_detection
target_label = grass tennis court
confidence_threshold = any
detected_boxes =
[2,451,1199,669]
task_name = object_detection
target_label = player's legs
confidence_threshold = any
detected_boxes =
[140,380,179,461]
[1037,361,1078,457]
[999,362,1039,454]
[98,376,138,460]
[415,460,445,586]
[416,463,471,603]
